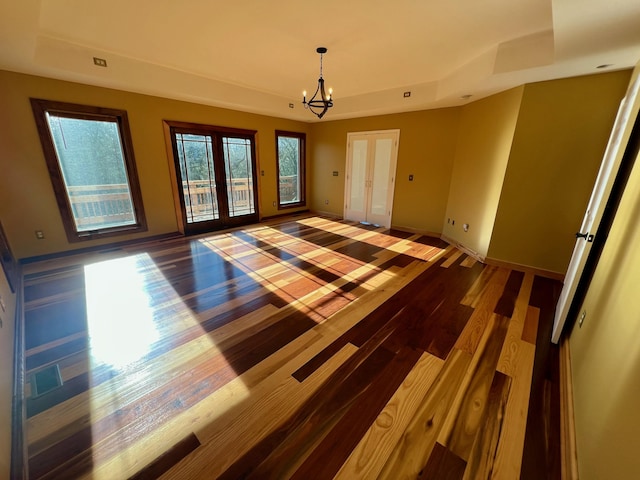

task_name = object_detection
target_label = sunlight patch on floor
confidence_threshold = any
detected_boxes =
[199,225,398,324]
[85,254,160,369]
[82,253,251,478]
[296,217,445,260]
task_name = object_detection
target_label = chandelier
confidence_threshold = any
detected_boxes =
[302,47,333,119]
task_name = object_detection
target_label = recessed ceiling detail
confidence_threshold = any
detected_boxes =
[1,0,639,121]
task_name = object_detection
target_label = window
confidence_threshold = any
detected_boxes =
[276,130,306,209]
[164,120,259,235]
[31,99,147,242]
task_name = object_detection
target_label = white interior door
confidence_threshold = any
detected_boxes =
[552,62,640,343]
[344,138,369,224]
[344,130,399,228]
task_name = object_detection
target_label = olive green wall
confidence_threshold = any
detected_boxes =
[442,87,524,258]
[488,70,631,273]
[0,70,310,259]
[0,266,16,478]
[310,109,460,234]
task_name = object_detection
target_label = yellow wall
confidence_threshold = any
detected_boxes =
[0,70,310,259]
[442,87,524,258]
[0,67,630,270]
[488,71,631,273]
[310,109,460,234]
[569,148,640,479]
[0,265,17,478]
[567,64,640,479]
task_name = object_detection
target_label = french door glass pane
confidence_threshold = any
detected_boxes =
[278,136,301,204]
[370,138,393,215]
[223,137,255,217]
[175,133,218,223]
[349,139,368,213]
[45,114,136,231]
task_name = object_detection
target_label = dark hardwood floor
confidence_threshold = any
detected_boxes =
[20,215,562,479]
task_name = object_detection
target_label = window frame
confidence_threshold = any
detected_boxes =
[30,98,147,243]
[163,120,260,235]
[275,130,306,210]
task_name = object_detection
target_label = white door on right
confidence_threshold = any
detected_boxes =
[344,130,399,229]
[551,61,640,343]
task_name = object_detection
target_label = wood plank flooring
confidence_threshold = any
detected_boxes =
[20,215,562,479]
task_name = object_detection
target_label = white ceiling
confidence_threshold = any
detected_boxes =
[1,0,640,122]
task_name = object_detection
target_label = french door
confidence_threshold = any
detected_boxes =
[165,121,259,235]
[344,130,399,228]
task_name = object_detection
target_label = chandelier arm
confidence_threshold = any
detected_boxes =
[308,102,329,119]
[301,47,333,119]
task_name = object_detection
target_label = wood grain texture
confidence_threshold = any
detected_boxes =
[17,215,563,480]
[462,371,511,480]
[128,433,201,480]
[559,337,579,480]
[335,353,444,479]
[377,348,472,480]
[440,314,510,461]
[423,442,467,480]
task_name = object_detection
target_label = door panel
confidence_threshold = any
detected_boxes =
[552,62,640,343]
[167,123,259,235]
[175,133,220,225]
[345,139,369,223]
[368,137,394,224]
[223,136,257,219]
[344,131,399,228]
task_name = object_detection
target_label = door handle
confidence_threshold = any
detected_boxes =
[576,232,594,242]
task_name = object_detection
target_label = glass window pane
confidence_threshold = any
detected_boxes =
[349,139,368,213]
[370,138,393,216]
[45,113,137,232]
[175,133,218,223]
[276,131,306,208]
[278,137,300,204]
[223,137,255,217]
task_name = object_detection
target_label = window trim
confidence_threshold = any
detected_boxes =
[275,130,306,209]
[30,98,147,243]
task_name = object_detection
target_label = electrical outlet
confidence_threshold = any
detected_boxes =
[35,230,45,239]
[325,199,329,205]
[579,310,587,327]
[463,223,469,232]
[409,174,414,181]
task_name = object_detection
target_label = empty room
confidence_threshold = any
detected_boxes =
[1,1,640,479]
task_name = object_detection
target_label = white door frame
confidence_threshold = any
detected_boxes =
[344,129,400,228]
[552,63,640,343]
